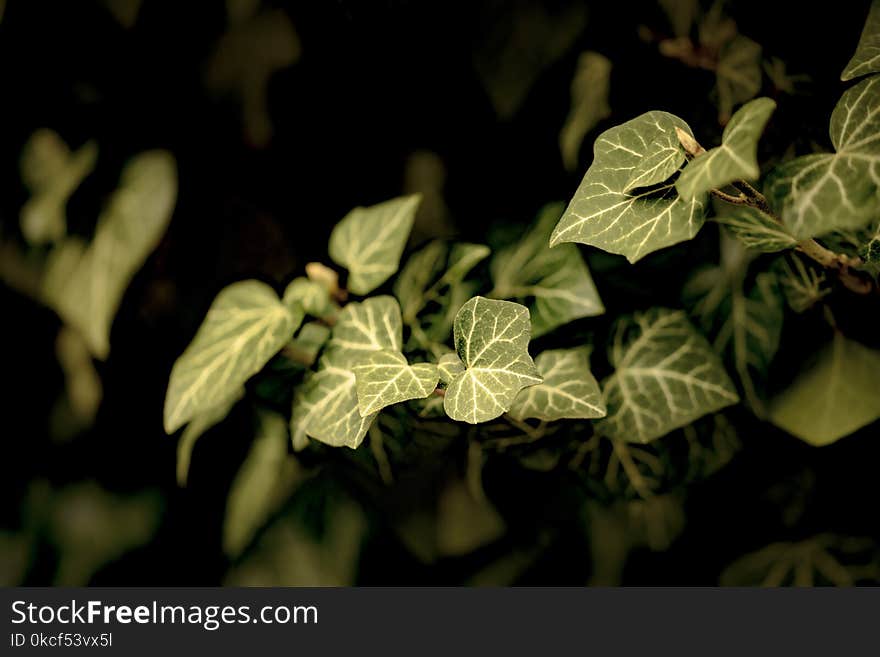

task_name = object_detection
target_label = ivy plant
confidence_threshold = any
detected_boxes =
[160,4,880,570]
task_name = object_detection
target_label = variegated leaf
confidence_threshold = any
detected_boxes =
[353,350,439,415]
[841,0,880,81]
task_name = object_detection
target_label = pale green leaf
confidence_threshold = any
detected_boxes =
[715,206,798,252]
[437,352,465,385]
[560,51,612,172]
[329,194,421,295]
[394,240,490,324]
[861,221,880,262]
[769,333,880,446]
[327,295,402,362]
[716,36,762,124]
[20,131,97,246]
[677,98,776,199]
[42,151,177,359]
[164,280,301,433]
[842,0,880,80]
[775,255,830,313]
[223,411,306,558]
[443,297,541,424]
[765,76,880,239]
[176,387,243,487]
[550,111,709,263]
[508,347,606,421]
[282,277,335,317]
[285,321,331,368]
[353,350,439,415]
[492,203,603,337]
[290,348,378,450]
[597,308,739,443]
[289,297,402,449]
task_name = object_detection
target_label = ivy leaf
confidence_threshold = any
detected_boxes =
[765,76,880,239]
[43,151,177,359]
[329,194,421,295]
[560,52,612,172]
[684,237,784,415]
[507,347,606,421]
[437,352,465,384]
[282,277,335,317]
[841,0,880,81]
[676,98,776,199]
[443,297,541,424]
[769,333,880,446]
[715,36,762,124]
[328,295,402,361]
[353,350,440,415]
[394,240,490,332]
[223,411,306,558]
[715,207,798,252]
[550,111,709,263]
[491,203,603,337]
[176,387,244,487]
[289,296,403,449]
[597,308,739,443]
[164,280,303,434]
[285,321,331,369]
[290,348,378,450]
[860,221,880,262]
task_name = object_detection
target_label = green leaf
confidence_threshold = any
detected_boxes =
[715,36,762,124]
[841,0,880,81]
[176,387,243,487]
[560,51,612,172]
[491,203,604,337]
[684,237,784,415]
[443,297,541,424]
[394,240,490,324]
[860,221,880,262]
[769,333,880,446]
[329,194,421,295]
[42,151,177,359]
[223,411,306,558]
[20,130,97,246]
[507,347,606,421]
[291,348,378,450]
[289,296,403,449]
[286,321,331,368]
[550,111,709,263]
[327,295,402,361]
[676,98,776,199]
[282,277,335,317]
[164,280,302,433]
[597,308,739,443]
[353,350,439,415]
[765,76,880,239]
[715,207,798,252]
[437,352,465,385]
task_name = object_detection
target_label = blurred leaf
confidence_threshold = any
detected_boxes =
[769,333,880,446]
[224,411,307,558]
[775,255,830,312]
[492,203,603,337]
[51,326,102,440]
[329,195,421,295]
[164,280,301,433]
[437,478,505,557]
[43,151,177,359]
[19,130,97,246]
[560,52,612,172]
[282,277,335,317]
[715,36,762,124]
[176,387,244,487]
[206,8,300,146]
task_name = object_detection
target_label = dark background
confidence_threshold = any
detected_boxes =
[1,0,877,585]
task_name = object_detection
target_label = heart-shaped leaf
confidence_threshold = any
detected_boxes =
[841,1,880,81]
[443,297,541,424]
[353,350,440,415]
